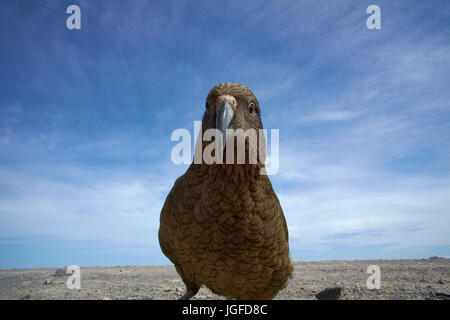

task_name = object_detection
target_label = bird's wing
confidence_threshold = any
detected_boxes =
[158,164,201,264]
[265,177,290,245]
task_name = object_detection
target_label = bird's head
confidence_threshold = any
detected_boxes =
[203,82,263,132]
[200,83,266,166]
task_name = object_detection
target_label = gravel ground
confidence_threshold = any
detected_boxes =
[0,258,449,300]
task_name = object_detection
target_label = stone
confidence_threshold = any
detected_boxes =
[54,268,68,277]
[315,283,345,300]
[435,291,450,297]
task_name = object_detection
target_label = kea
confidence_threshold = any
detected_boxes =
[158,82,293,300]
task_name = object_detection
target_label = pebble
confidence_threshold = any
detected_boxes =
[435,291,450,297]
[54,268,68,277]
[315,284,345,300]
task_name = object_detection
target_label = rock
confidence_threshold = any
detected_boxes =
[438,279,444,284]
[21,295,31,300]
[315,283,345,300]
[54,268,68,277]
[175,287,183,293]
[435,291,450,297]
[44,279,53,285]
[102,297,112,300]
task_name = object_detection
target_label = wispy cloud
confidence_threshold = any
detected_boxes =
[0,0,449,267]
[0,165,175,265]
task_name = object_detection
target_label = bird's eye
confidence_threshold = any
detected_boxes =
[248,103,256,114]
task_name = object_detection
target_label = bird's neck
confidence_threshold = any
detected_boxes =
[189,163,266,185]
[191,138,268,184]
[208,164,264,182]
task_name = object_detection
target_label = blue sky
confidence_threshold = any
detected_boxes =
[0,0,449,269]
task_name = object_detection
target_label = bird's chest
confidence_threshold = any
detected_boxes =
[191,176,273,253]
[198,174,265,221]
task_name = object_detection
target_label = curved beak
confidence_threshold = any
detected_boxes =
[216,101,234,147]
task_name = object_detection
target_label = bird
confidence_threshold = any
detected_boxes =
[158,82,293,300]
